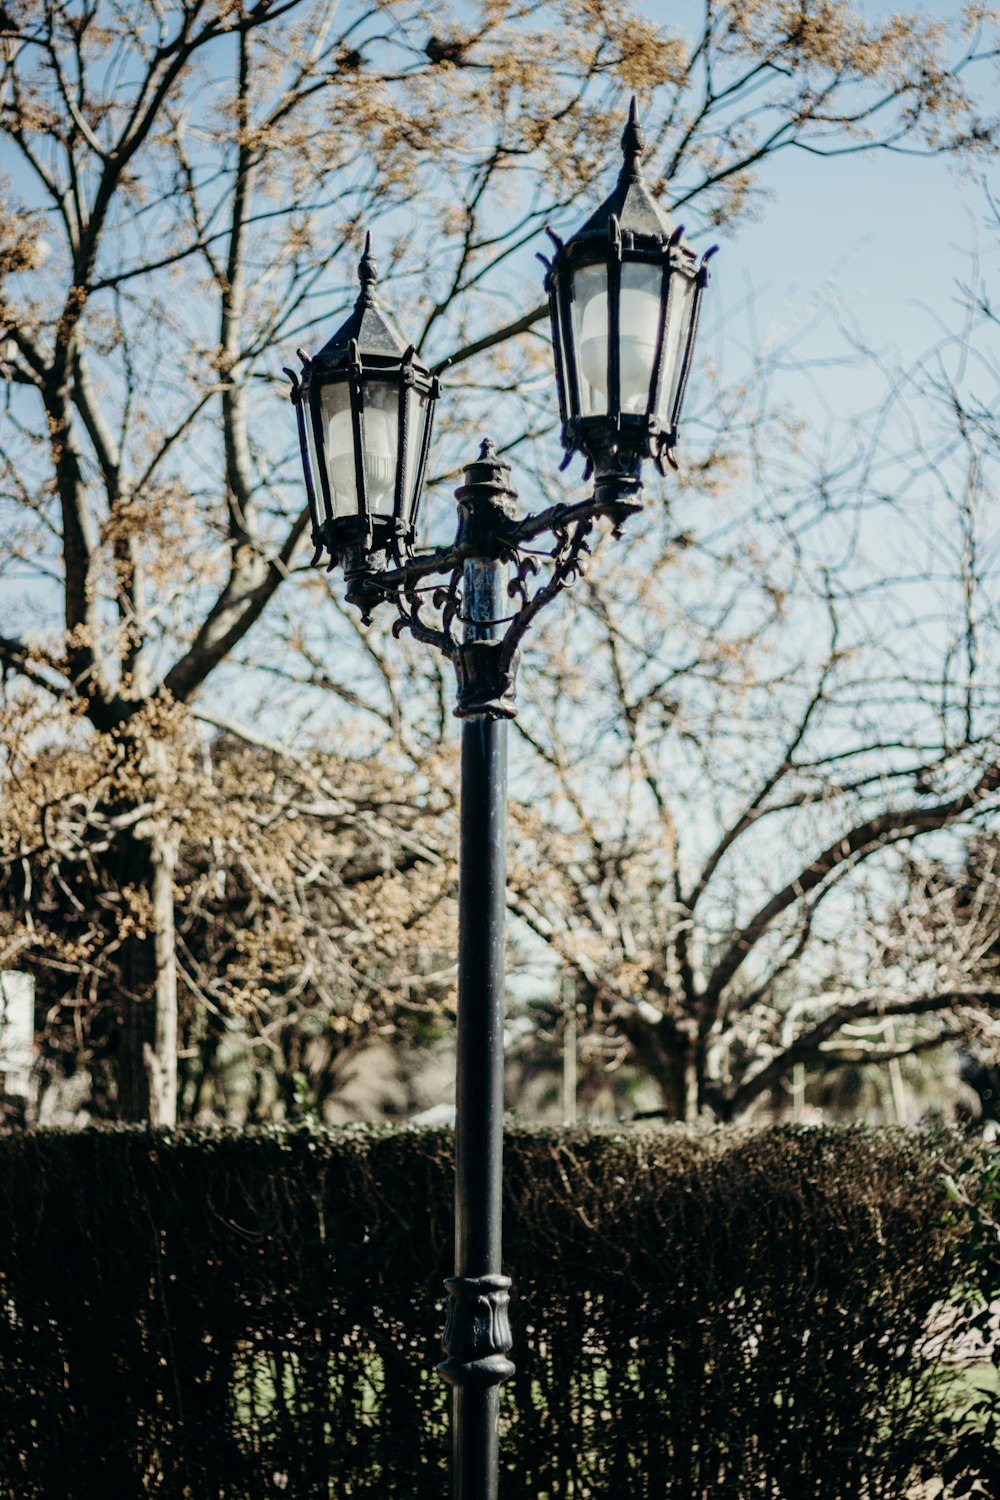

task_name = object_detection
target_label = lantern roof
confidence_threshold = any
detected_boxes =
[570,99,679,246]
[311,233,411,368]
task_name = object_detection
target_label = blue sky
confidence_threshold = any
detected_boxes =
[694,0,994,409]
[709,131,988,404]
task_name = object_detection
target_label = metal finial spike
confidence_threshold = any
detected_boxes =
[479,437,497,461]
[620,96,645,178]
[358,231,378,298]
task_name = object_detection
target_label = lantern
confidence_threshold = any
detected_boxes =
[542,99,716,481]
[288,234,439,575]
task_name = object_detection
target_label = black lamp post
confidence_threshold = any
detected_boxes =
[287,99,715,1500]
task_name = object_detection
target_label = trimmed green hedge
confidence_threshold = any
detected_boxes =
[0,1124,990,1497]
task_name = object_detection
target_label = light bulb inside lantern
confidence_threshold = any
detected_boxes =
[326,405,397,517]
[578,274,661,414]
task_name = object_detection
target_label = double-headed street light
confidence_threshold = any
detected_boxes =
[287,100,715,1500]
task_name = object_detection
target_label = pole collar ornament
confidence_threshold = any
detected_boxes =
[439,1273,516,1390]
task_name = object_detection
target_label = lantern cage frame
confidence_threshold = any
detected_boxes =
[539,99,717,488]
[285,233,440,587]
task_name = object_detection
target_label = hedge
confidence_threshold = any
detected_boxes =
[0,1123,993,1498]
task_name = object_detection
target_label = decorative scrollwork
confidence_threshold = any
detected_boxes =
[346,442,645,718]
[498,515,597,669]
[507,553,539,611]
[389,565,462,662]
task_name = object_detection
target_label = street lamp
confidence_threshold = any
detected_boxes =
[288,231,440,618]
[543,99,715,493]
[287,99,715,1500]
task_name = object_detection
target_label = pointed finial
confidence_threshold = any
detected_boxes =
[620,96,645,181]
[358,231,378,301]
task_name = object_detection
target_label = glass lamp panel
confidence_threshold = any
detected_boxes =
[655,269,697,427]
[318,381,359,519]
[571,261,610,416]
[304,389,327,520]
[403,386,430,526]
[552,276,573,422]
[319,378,400,520]
[302,405,318,505]
[618,260,664,415]
[358,379,400,518]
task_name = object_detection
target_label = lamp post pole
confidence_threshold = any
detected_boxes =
[447,704,511,1499]
[448,669,511,1493]
[438,458,519,1498]
[287,99,716,1500]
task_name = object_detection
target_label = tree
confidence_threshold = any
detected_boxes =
[879,836,1000,1123]
[0,0,996,1122]
[503,275,1000,1121]
[0,702,457,1119]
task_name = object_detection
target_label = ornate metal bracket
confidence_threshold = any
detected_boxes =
[438,1273,515,1390]
[345,439,641,719]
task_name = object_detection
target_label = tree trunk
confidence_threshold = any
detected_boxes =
[116,824,179,1126]
[657,1042,700,1123]
[627,1014,701,1122]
